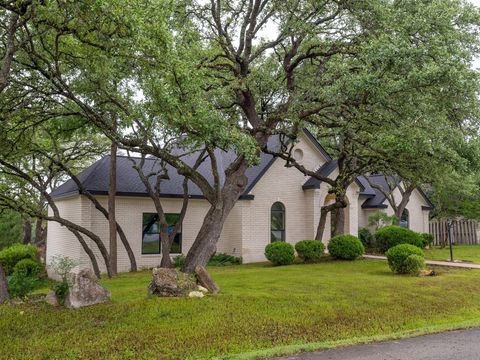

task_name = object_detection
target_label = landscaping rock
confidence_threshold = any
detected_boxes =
[195,266,220,294]
[148,268,197,297]
[420,269,436,277]
[188,291,205,298]
[64,268,111,309]
[45,291,59,307]
[197,285,208,293]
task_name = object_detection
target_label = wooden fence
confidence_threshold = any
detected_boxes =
[429,219,479,246]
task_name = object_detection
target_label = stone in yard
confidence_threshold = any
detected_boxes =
[148,268,197,297]
[420,269,436,277]
[195,266,220,294]
[45,291,59,307]
[197,285,208,293]
[188,291,205,298]
[64,268,111,309]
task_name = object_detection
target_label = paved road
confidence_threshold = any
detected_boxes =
[275,328,480,360]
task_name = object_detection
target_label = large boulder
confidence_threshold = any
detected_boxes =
[148,268,197,297]
[64,268,111,309]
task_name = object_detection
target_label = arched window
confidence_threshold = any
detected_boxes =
[271,202,285,242]
[400,209,409,228]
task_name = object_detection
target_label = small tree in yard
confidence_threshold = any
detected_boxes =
[49,255,78,305]
[368,211,397,231]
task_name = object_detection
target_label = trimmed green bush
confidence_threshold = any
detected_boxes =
[265,242,295,265]
[328,235,364,260]
[0,244,37,275]
[420,233,434,248]
[13,258,43,277]
[173,255,185,268]
[404,254,425,276]
[295,240,324,262]
[7,272,38,299]
[358,228,373,248]
[375,226,424,253]
[386,243,424,274]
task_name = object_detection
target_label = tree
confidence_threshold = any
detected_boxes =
[0,209,23,250]
[266,0,480,238]
[368,210,396,231]
[127,148,201,268]
[6,0,364,273]
[3,0,480,274]
[108,120,118,275]
[0,0,34,93]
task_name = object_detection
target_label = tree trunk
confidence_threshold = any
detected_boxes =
[34,217,43,245]
[181,206,226,273]
[108,139,118,276]
[394,187,414,226]
[334,207,345,236]
[315,199,347,240]
[181,161,249,273]
[0,263,9,304]
[160,230,174,268]
[315,207,329,241]
[23,219,32,244]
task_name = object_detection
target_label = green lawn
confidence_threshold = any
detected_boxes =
[2,260,480,359]
[425,245,480,264]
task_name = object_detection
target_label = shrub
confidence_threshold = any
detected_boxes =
[0,244,37,275]
[52,281,70,305]
[374,226,424,253]
[420,233,434,248]
[49,255,78,281]
[404,254,425,276]
[385,244,424,274]
[265,242,295,265]
[328,235,364,260]
[173,255,185,268]
[49,255,78,305]
[208,253,242,266]
[295,240,324,262]
[13,258,43,277]
[358,228,373,248]
[7,272,37,299]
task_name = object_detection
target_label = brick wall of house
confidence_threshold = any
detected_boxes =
[240,133,330,263]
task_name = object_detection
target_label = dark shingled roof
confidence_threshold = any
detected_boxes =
[51,130,330,200]
[361,175,395,209]
[361,175,434,210]
[51,136,281,199]
[301,160,377,197]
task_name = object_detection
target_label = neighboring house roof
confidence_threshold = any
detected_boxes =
[51,129,330,200]
[361,174,434,210]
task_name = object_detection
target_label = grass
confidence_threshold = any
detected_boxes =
[425,245,480,264]
[1,259,480,359]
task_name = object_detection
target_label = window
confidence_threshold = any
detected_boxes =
[400,209,409,229]
[142,213,182,254]
[271,202,285,242]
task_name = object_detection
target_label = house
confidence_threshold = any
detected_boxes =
[47,130,433,272]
